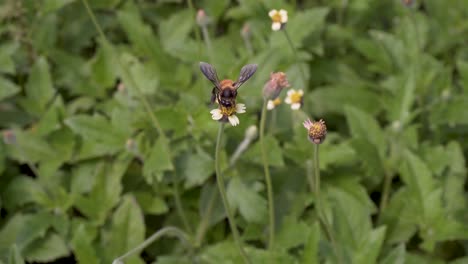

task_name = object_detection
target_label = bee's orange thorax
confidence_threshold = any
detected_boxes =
[219,79,235,89]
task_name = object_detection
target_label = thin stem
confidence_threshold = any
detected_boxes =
[259,99,275,250]
[215,123,251,263]
[379,172,393,212]
[312,145,342,263]
[173,171,193,234]
[194,185,217,247]
[187,0,202,58]
[201,25,214,62]
[112,226,192,264]
[283,29,307,86]
[81,0,191,236]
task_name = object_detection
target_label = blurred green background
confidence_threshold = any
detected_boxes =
[1,0,468,263]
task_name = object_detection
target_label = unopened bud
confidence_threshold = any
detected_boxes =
[245,125,258,141]
[441,89,450,101]
[401,0,415,7]
[241,23,251,38]
[2,130,16,145]
[196,9,210,27]
[125,138,137,152]
[263,72,290,100]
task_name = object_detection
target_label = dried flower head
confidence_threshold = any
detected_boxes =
[263,72,290,100]
[268,9,288,31]
[303,119,327,144]
[210,103,246,126]
[284,89,303,110]
[267,98,281,110]
[2,130,16,145]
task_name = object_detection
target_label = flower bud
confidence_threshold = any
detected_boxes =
[263,72,290,100]
[2,130,16,145]
[241,23,251,39]
[196,9,210,27]
[245,125,258,141]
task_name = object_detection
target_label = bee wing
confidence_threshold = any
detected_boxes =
[234,64,257,89]
[200,62,221,89]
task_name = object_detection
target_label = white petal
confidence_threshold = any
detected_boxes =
[287,89,295,96]
[272,22,281,31]
[284,97,292,104]
[298,89,304,95]
[236,103,246,114]
[267,100,275,110]
[210,109,223,120]
[291,103,301,110]
[279,10,288,23]
[228,115,240,126]
[268,10,277,18]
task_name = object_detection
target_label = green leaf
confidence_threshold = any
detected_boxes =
[276,215,310,250]
[23,233,69,263]
[21,56,55,115]
[380,244,406,264]
[301,221,320,264]
[2,176,48,210]
[143,138,174,183]
[0,43,16,74]
[227,177,267,223]
[0,77,20,101]
[91,40,117,88]
[71,224,99,264]
[344,105,385,151]
[14,212,53,252]
[134,191,168,215]
[183,148,214,188]
[244,135,284,167]
[8,245,24,264]
[352,226,386,264]
[101,195,145,264]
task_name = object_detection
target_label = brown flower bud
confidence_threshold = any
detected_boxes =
[263,72,290,100]
[241,23,251,38]
[303,119,327,144]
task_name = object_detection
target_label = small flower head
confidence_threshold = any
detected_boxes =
[263,72,290,100]
[2,130,16,145]
[303,119,327,144]
[268,9,288,31]
[241,23,251,39]
[210,103,246,126]
[196,9,210,27]
[284,89,303,110]
[267,98,282,110]
[401,0,415,7]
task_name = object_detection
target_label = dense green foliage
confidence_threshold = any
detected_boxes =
[1,0,468,263]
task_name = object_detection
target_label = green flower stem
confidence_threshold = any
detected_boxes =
[194,185,217,247]
[81,0,192,235]
[187,0,202,58]
[200,24,214,62]
[112,226,192,264]
[260,98,276,250]
[312,145,342,263]
[215,123,251,263]
[283,29,307,86]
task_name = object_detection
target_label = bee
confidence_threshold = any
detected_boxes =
[200,62,257,108]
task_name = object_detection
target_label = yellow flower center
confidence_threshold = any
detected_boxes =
[290,92,302,103]
[271,12,282,23]
[220,104,236,116]
[272,98,281,106]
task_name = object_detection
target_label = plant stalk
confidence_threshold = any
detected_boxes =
[283,29,307,86]
[112,226,192,264]
[312,145,342,263]
[215,123,251,263]
[260,99,276,250]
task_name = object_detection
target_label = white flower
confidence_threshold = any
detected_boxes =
[284,89,303,110]
[267,98,281,110]
[268,9,288,31]
[210,103,246,126]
